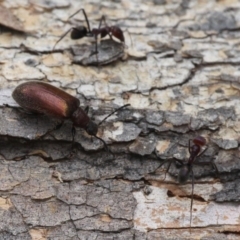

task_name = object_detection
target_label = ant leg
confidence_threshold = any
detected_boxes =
[91,16,108,56]
[95,36,99,64]
[88,35,99,61]
[188,139,192,153]
[189,138,208,157]
[211,162,220,178]
[91,16,107,58]
[157,159,183,181]
[194,161,219,178]
[163,160,174,181]
[198,146,208,157]
[95,35,99,56]
[175,159,184,169]
[189,167,194,232]
[68,8,91,32]
[156,159,172,181]
[99,15,113,40]
[98,15,106,29]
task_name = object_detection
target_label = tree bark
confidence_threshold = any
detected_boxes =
[0,0,240,239]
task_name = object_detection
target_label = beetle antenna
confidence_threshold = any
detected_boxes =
[98,104,130,126]
[68,8,91,32]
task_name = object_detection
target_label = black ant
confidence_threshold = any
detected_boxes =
[53,8,125,54]
[158,136,219,229]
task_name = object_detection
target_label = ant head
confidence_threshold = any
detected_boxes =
[178,164,191,183]
[71,26,88,39]
[193,136,206,146]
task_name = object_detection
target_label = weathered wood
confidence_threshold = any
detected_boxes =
[0,0,240,239]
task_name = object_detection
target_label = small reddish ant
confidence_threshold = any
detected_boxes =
[158,136,219,229]
[53,8,125,54]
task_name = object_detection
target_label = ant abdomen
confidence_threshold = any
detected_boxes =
[178,165,191,183]
[193,136,207,146]
[110,26,125,42]
[53,9,125,53]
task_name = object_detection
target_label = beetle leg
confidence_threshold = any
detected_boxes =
[36,121,64,140]
[94,135,112,154]
[71,125,76,144]
[84,106,89,114]
[55,121,64,130]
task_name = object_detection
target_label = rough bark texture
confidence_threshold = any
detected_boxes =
[0,0,240,239]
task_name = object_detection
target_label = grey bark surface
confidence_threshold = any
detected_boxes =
[0,0,240,239]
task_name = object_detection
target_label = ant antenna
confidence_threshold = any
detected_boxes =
[98,104,130,126]
[53,28,74,50]
[52,8,92,50]
[190,167,194,232]
[125,29,133,49]
[68,8,91,32]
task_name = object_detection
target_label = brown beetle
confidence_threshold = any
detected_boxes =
[12,81,129,150]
